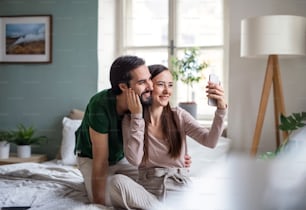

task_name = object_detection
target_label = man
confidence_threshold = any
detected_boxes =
[75,55,191,206]
[75,55,153,206]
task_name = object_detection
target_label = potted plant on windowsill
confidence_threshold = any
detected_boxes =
[0,131,12,159]
[10,124,47,158]
[171,47,208,118]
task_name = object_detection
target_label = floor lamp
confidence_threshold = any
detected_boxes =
[240,15,306,156]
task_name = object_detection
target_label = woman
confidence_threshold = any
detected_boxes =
[109,64,227,209]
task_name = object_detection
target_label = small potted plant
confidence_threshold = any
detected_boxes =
[10,124,47,158]
[171,47,209,118]
[0,131,12,159]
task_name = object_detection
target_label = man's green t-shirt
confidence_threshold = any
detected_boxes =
[74,89,124,165]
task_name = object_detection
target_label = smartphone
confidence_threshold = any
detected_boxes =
[208,74,219,106]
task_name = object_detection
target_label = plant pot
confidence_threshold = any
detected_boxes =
[0,141,10,159]
[17,145,31,158]
[179,102,197,119]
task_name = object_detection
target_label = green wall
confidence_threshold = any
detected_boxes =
[0,0,98,158]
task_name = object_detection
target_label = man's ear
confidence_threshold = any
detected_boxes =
[118,83,128,92]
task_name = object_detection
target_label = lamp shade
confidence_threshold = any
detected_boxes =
[241,15,306,57]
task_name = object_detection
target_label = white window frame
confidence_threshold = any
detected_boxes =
[98,0,228,121]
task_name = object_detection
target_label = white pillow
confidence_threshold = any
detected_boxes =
[187,136,231,177]
[60,117,82,165]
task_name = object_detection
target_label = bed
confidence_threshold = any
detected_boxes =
[0,110,232,210]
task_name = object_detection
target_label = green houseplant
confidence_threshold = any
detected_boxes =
[0,131,12,159]
[260,112,306,159]
[171,47,208,118]
[0,131,12,142]
[10,124,47,158]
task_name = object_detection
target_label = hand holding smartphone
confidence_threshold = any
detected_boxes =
[208,74,219,106]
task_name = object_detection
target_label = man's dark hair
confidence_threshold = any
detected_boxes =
[109,55,145,95]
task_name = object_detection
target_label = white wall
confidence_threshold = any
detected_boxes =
[227,0,306,154]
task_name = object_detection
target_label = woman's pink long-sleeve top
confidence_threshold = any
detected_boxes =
[122,106,226,169]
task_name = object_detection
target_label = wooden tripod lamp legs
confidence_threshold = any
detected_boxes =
[250,55,288,156]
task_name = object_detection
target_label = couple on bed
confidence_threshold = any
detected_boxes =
[74,55,227,209]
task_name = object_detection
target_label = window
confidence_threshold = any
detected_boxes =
[98,0,226,120]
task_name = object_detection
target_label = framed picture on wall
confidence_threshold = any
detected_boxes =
[0,15,52,64]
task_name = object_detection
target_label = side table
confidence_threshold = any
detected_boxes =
[0,154,48,165]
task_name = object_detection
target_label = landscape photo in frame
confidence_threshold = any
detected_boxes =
[0,15,52,63]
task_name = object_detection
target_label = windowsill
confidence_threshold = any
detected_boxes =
[197,119,228,127]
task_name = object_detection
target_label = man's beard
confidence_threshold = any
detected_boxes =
[140,91,152,107]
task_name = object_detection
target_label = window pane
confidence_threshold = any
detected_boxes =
[175,48,223,118]
[125,0,168,47]
[177,0,223,46]
[125,48,168,66]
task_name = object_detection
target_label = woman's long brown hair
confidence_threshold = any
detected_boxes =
[142,64,183,162]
